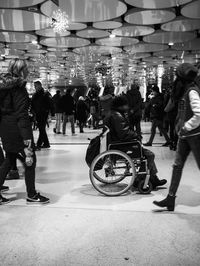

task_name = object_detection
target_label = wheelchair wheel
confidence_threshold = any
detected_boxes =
[90,150,136,196]
[138,180,153,194]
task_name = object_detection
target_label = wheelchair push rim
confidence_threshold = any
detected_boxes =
[90,150,136,196]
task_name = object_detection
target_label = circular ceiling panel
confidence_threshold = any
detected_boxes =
[124,43,168,53]
[112,25,154,37]
[74,46,122,55]
[162,17,200,32]
[28,49,47,54]
[125,0,192,9]
[0,32,37,43]
[41,0,127,23]
[67,23,87,31]
[173,39,200,51]
[7,43,41,50]
[154,49,186,58]
[96,37,139,46]
[76,29,110,38]
[93,21,122,30]
[143,31,196,44]
[181,1,200,19]
[0,9,49,31]
[125,9,176,25]
[131,53,151,59]
[47,48,68,52]
[0,0,44,8]
[40,37,90,48]
[36,28,71,37]
[0,48,25,56]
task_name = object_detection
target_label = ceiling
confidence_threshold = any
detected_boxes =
[0,0,199,87]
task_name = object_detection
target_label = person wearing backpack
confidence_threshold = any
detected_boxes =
[0,59,49,205]
[153,63,200,211]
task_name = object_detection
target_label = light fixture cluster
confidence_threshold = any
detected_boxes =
[50,9,69,34]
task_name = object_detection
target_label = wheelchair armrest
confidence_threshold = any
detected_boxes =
[108,140,141,149]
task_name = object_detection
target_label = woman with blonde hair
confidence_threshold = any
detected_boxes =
[0,59,49,205]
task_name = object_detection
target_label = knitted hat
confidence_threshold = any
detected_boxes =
[176,63,198,82]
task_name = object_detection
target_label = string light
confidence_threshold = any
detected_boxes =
[50,9,69,34]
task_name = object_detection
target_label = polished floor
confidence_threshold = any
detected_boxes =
[0,122,200,266]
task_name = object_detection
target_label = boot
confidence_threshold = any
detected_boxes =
[6,170,20,180]
[150,175,167,189]
[153,194,176,211]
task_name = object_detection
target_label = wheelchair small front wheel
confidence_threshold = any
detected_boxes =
[90,150,136,196]
[138,180,153,194]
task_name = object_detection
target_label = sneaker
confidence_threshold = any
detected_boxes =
[143,142,152,147]
[0,194,11,205]
[6,170,20,180]
[72,133,77,136]
[27,193,50,204]
[53,128,56,134]
[0,185,9,193]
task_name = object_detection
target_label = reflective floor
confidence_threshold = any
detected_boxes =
[0,122,200,266]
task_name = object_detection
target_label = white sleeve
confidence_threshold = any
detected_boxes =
[184,90,200,131]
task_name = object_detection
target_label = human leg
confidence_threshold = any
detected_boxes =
[0,145,4,166]
[157,120,171,144]
[69,115,75,134]
[62,114,68,134]
[145,119,157,145]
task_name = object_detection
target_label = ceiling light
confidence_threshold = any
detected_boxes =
[168,42,174,46]
[32,40,38,45]
[110,33,116,38]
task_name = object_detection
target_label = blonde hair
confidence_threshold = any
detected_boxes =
[8,58,28,78]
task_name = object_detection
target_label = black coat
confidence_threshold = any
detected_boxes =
[52,93,62,113]
[126,88,143,118]
[0,74,33,153]
[148,94,164,120]
[31,90,55,117]
[60,93,75,115]
[76,100,88,122]
[105,111,138,143]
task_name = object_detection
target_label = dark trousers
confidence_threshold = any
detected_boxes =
[130,115,142,138]
[169,135,200,196]
[0,151,37,197]
[148,119,170,144]
[0,145,4,166]
[142,148,158,177]
[36,113,50,147]
[78,120,84,133]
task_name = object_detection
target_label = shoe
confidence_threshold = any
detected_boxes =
[72,133,77,136]
[0,185,9,193]
[151,175,167,189]
[0,194,11,205]
[143,142,152,147]
[53,128,56,134]
[57,132,62,134]
[162,142,171,147]
[153,194,176,211]
[35,146,41,151]
[27,193,50,204]
[6,170,20,180]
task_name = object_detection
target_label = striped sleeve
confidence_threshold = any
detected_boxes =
[184,90,200,131]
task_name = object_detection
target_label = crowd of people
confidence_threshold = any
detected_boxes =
[0,58,200,212]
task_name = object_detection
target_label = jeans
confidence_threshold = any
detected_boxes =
[0,145,4,166]
[169,135,200,196]
[148,119,170,144]
[0,151,37,197]
[36,113,50,147]
[78,120,84,133]
[130,115,142,138]
[55,113,62,133]
[63,114,75,134]
[142,148,158,176]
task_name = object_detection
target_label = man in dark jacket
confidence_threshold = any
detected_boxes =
[31,81,55,149]
[61,89,76,136]
[52,90,62,134]
[105,95,167,189]
[126,84,143,138]
[144,86,171,147]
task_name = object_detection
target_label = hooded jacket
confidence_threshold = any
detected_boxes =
[0,73,33,153]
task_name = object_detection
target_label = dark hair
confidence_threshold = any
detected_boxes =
[34,81,42,87]
[151,85,160,94]
[111,95,128,110]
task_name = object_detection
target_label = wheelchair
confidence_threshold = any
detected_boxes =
[90,137,153,196]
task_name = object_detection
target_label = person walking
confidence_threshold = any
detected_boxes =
[52,90,62,134]
[126,84,143,139]
[153,63,200,211]
[61,89,76,136]
[76,96,89,133]
[144,85,171,147]
[31,81,54,149]
[0,59,49,204]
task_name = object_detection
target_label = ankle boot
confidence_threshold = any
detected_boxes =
[150,175,167,189]
[153,194,176,211]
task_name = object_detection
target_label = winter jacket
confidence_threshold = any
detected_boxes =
[0,74,33,153]
[60,93,75,115]
[76,100,88,122]
[31,90,55,117]
[105,111,138,143]
[177,84,200,138]
[148,94,164,121]
[52,93,62,113]
[126,89,143,118]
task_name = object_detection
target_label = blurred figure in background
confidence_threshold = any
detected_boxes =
[144,86,171,147]
[61,89,76,136]
[31,81,55,149]
[126,84,143,139]
[90,98,100,129]
[76,96,89,133]
[52,90,62,134]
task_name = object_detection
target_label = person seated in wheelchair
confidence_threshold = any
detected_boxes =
[105,95,167,190]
